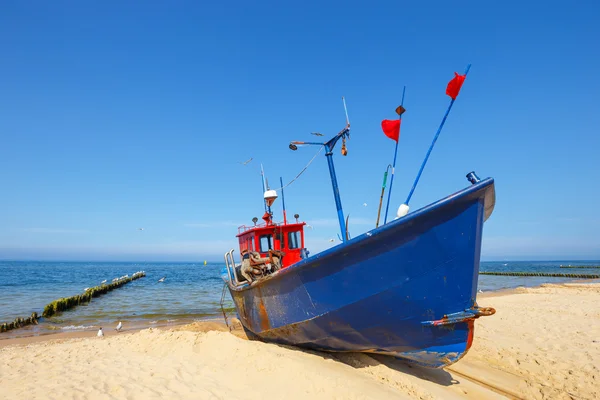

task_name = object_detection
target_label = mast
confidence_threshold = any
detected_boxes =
[288,98,350,242]
[280,177,287,225]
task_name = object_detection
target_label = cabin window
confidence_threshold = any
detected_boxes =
[259,235,273,252]
[288,231,301,249]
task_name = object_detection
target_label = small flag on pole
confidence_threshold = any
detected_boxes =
[381,119,402,142]
[446,72,466,100]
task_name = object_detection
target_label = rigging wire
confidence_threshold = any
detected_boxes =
[271,146,324,192]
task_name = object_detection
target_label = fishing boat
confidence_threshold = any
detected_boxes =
[221,70,496,368]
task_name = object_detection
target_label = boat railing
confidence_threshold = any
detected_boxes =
[223,250,234,284]
[237,221,283,234]
[223,249,241,286]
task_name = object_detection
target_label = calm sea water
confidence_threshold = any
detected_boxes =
[0,261,233,338]
[1,260,598,338]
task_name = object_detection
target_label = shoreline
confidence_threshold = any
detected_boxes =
[0,317,222,347]
[1,282,597,399]
[2,277,598,344]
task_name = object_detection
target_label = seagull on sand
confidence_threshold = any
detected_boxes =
[115,321,122,332]
[158,276,166,283]
[97,327,104,337]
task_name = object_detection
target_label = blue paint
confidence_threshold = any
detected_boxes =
[405,65,471,206]
[325,144,347,242]
[383,85,406,224]
[290,126,351,242]
[225,177,496,368]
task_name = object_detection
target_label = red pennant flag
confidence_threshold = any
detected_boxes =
[446,72,466,100]
[381,119,401,142]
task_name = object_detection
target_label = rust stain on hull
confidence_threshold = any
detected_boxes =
[256,287,271,331]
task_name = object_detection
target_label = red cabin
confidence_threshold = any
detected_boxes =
[236,188,308,270]
[237,219,306,268]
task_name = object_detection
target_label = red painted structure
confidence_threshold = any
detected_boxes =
[236,215,306,268]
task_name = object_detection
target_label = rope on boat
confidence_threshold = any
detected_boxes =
[479,272,600,278]
[272,146,324,191]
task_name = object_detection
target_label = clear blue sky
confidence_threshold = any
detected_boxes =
[1,1,599,261]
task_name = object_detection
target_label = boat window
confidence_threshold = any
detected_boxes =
[259,235,273,252]
[288,231,301,249]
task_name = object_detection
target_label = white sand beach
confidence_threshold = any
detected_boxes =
[1,283,598,399]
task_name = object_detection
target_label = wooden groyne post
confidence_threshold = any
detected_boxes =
[0,313,40,333]
[479,271,600,278]
[0,271,146,333]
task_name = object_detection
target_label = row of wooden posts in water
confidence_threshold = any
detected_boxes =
[559,265,600,269]
[480,271,600,278]
[0,271,146,333]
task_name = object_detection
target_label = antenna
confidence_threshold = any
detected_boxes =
[342,96,350,127]
[260,163,267,212]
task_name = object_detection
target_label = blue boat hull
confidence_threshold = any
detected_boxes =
[227,178,496,368]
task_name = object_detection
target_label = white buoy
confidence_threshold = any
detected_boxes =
[396,204,410,219]
[115,321,122,332]
[97,327,104,337]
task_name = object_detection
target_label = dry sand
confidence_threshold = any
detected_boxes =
[1,283,598,399]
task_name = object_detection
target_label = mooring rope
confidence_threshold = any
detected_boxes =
[271,146,324,192]
[220,283,230,331]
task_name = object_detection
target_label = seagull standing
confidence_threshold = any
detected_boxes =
[115,321,122,332]
[97,327,104,337]
[101,280,107,284]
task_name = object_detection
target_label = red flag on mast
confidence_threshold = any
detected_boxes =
[446,72,466,100]
[381,119,401,142]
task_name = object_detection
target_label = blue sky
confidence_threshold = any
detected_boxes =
[1,1,599,261]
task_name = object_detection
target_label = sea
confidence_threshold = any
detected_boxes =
[1,260,598,339]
